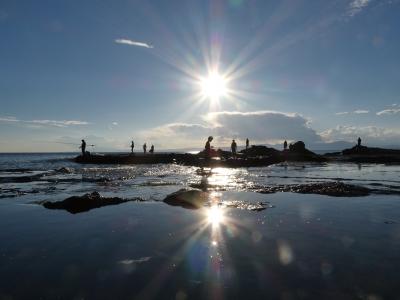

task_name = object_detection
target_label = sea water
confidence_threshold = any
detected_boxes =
[0,153,400,299]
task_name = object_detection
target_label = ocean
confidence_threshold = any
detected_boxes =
[1,153,400,299]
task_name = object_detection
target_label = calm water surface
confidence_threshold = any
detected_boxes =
[0,153,400,299]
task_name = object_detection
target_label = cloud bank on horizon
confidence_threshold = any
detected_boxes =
[140,109,400,149]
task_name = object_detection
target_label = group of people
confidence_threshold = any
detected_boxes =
[80,136,364,157]
[130,141,154,154]
[79,139,154,156]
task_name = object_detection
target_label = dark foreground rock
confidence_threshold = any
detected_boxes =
[163,189,208,209]
[256,182,371,197]
[37,191,140,214]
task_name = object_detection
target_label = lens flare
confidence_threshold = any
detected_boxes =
[200,71,227,100]
[208,206,224,226]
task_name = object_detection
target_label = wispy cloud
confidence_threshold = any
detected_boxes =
[115,38,153,49]
[354,109,369,114]
[347,0,371,17]
[335,110,369,115]
[0,116,90,128]
[377,108,400,116]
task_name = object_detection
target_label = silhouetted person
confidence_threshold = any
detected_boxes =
[131,141,134,153]
[246,138,249,149]
[284,140,288,150]
[143,143,147,154]
[205,136,213,157]
[80,139,86,156]
[149,145,154,154]
[231,139,237,157]
[357,137,362,147]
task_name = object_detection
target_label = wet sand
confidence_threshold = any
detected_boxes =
[1,191,400,299]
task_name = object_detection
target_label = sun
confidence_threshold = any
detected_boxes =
[200,71,228,100]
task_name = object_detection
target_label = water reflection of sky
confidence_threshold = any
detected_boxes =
[2,191,400,298]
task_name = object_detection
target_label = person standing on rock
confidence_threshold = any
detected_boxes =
[231,139,237,157]
[205,136,213,157]
[80,139,86,156]
[149,145,154,154]
[357,137,362,147]
[284,140,288,150]
[131,140,135,153]
[246,138,249,150]
[143,143,147,154]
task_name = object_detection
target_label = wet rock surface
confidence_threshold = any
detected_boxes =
[163,189,208,209]
[163,189,274,211]
[37,191,142,214]
[255,182,371,197]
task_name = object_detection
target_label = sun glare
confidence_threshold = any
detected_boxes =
[200,72,227,100]
[208,206,224,226]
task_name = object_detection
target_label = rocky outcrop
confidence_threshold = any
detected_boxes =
[163,189,208,209]
[239,145,280,157]
[325,146,400,164]
[38,191,139,214]
[255,182,371,197]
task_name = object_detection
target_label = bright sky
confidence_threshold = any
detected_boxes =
[1,0,400,152]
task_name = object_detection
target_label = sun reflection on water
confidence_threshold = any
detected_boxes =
[207,205,224,226]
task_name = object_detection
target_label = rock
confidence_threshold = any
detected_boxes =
[289,141,306,152]
[163,189,208,209]
[38,191,135,214]
[239,145,280,157]
[256,182,371,197]
[56,167,73,174]
[324,146,400,164]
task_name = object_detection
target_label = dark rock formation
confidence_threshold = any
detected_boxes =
[38,191,137,214]
[256,182,371,197]
[289,141,306,152]
[74,142,327,167]
[325,146,400,164]
[163,189,208,209]
[239,145,280,157]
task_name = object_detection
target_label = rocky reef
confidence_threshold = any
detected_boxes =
[37,191,141,214]
[255,182,371,197]
[74,141,327,167]
[325,145,400,164]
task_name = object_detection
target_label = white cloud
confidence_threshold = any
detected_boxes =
[0,116,90,128]
[335,110,369,115]
[353,110,369,114]
[376,108,400,116]
[115,38,153,49]
[112,122,118,126]
[142,111,321,148]
[347,0,371,17]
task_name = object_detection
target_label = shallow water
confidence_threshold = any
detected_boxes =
[1,153,400,299]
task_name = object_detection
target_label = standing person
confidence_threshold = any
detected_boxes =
[246,138,249,150]
[357,137,362,147]
[205,136,213,157]
[131,140,135,153]
[80,139,86,156]
[231,139,237,157]
[284,140,288,150]
[143,143,147,154]
[149,145,154,154]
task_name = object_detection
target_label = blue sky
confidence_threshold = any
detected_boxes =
[1,0,400,152]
